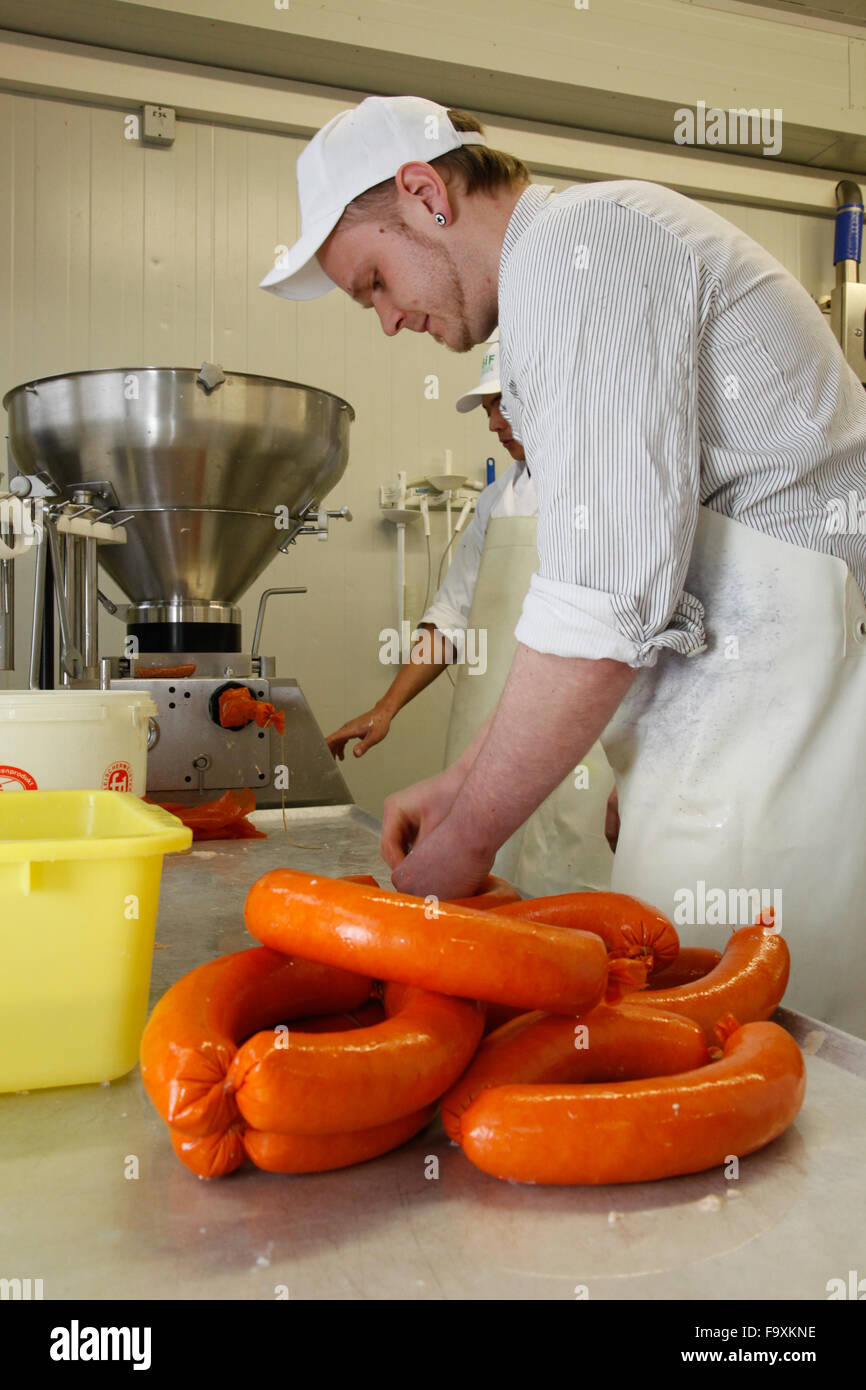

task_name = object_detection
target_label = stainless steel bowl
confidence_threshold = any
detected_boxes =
[4,367,355,605]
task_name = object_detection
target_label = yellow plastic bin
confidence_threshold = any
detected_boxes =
[0,791,192,1092]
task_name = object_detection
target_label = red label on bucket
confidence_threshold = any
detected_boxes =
[103,761,132,791]
[0,765,38,791]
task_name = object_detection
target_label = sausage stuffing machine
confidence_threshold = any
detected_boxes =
[2,365,354,807]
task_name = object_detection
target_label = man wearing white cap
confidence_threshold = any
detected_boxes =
[324,336,617,895]
[261,95,866,1034]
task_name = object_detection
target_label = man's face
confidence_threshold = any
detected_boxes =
[316,197,496,353]
[482,393,524,462]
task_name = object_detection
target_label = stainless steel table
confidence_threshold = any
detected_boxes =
[3,806,864,1301]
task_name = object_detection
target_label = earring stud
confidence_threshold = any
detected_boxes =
[434,212,446,226]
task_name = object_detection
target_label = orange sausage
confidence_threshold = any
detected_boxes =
[340,872,521,910]
[135,662,197,679]
[441,1002,710,1142]
[492,892,679,973]
[245,868,613,1014]
[242,1105,436,1175]
[140,947,372,1137]
[169,1123,247,1179]
[448,875,522,910]
[227,981,484,1134]
[481,1003,526,1036]
[458,1014,806,1185]
[288,999,386,1033]
[631,925,789,1041]
[646,947,722,990]
[169,1104,435,1179]
[480,950,648,1036]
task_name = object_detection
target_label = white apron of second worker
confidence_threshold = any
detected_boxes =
[603,505,866,1039]
[444,512,615,896]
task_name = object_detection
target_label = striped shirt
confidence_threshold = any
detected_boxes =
[498,181,866,666]
[420,462,537,633]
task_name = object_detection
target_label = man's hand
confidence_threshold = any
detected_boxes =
[326,705,393,760]
[380,766,463,869]
[381,648,634,900]
[390,815,494,900]
[327,624,453,761]
[444,648,634,861]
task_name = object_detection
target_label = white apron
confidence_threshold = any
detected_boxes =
[602,505,866,1037]
[444,515,615,897]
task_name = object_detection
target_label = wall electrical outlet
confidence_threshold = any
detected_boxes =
[142,105,176,146]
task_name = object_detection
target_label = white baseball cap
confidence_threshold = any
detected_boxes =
[259,96,487,301]
[455,335,500,413]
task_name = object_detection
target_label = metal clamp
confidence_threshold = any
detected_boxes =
[305,504,353,540]
[276,516,309,553]
[274,498,346,553]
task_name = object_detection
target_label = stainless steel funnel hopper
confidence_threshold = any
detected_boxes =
[3,367,354,645]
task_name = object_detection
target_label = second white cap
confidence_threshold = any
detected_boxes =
[455,335,501,413]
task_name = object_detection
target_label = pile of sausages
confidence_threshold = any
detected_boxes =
[140,870,805,1184]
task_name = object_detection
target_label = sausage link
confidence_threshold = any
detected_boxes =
[631,925,789,1041]
[168,1101,436,1179]
[645,947,722,990]
[169,1124,247,1179]
[481,1003,526,1036]
[448,875,522,910]
[245,868,612,1014]
[492,892,679,973]
[227,983,484,1134]
[479,954,646,1037]
[441,1002,709,1142]
[140,947,372,1137]
[459,1016,805,1185]
[135,663,197,679]
[288,999,386,1033]
[243,1105,436,1174]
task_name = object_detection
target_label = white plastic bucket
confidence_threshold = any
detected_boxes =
[0,690,157,793]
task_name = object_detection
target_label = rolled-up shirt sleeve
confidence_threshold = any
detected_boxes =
[501,195,707,667]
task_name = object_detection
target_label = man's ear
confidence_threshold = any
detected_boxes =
[394,162,452,222]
